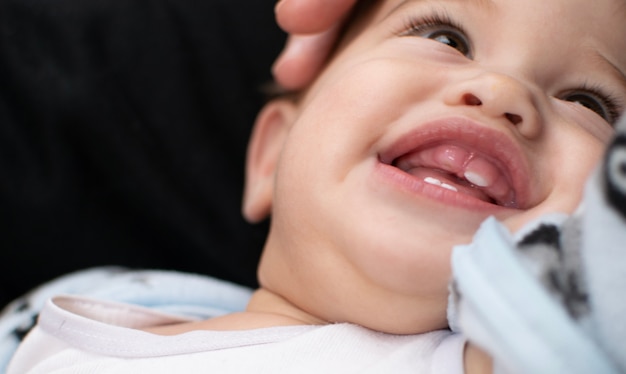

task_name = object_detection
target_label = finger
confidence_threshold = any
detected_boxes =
[272,25,342,91]
[275,0,358,34]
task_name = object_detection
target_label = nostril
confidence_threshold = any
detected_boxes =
[505,113,522,125]
[462,93,482,106]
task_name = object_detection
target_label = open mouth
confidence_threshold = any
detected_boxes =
[378,119,531,210]
[392,143,518,208]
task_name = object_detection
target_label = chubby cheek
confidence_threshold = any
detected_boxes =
[292,55,449,171]
[273,58,459,293]
[301,42,451,130]
[503,127,607,232]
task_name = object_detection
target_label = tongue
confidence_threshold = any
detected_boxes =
[394,144,516,206]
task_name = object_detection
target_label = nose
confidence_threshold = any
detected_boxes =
[444,72,543,140]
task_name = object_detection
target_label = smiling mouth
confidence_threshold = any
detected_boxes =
[391,143,518,208]
[378,118,532,211]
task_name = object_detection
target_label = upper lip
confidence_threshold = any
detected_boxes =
[378,117,532,209]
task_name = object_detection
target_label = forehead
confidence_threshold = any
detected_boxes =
[375,0,626,90]
[386,0,626,12]
[383,0,626,31]
[381,0,626,39]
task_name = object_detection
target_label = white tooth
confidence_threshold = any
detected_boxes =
[425,177,458,192]
[464,171,489,187]
[424,177,442,186]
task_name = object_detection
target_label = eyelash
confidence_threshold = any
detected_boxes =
[400,12,461,33]
[398,12,471,57]
[563,83,623,126]
[397,12,623,126]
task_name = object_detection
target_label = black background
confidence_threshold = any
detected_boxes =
[0,0,284,308]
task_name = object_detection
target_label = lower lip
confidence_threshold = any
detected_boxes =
[373,161,518,214]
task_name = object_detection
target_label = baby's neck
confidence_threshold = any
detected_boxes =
[143,288,326,335]
[244,288,328,326]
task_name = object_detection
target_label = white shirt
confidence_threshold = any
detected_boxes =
[9,295,466,373]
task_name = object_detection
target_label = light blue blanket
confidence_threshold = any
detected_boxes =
[0,267,252,372]
[449,115,626,374]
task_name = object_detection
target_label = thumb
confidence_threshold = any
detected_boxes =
[272,24,342,91]
[275,0,358,34]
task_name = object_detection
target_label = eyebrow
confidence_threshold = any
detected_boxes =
[603,54,626,87]
[386,0,494,17]
[595,52,626,99]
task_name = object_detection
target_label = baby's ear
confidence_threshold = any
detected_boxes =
[242,99,297,223]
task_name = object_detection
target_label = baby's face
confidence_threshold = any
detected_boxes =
[252,0,626,333]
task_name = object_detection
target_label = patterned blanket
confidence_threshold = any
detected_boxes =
[449,114,626,373]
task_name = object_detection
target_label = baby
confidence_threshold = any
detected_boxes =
[8,0,626,372]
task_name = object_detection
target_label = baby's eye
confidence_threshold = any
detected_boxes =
[561,88,621,125]
[401,14,472,58]
[426,30,470,56]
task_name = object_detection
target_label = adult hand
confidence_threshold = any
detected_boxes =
[272,0,358,91]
